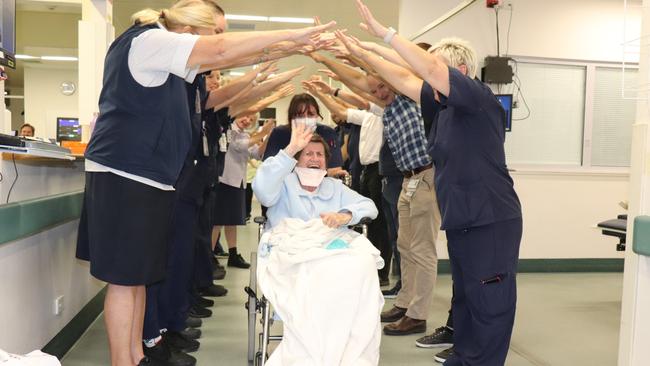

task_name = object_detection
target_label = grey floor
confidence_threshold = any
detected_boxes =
[62,217,623,366]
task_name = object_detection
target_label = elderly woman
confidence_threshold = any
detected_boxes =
[252,123,384,366]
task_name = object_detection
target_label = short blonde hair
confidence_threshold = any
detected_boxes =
[430,37,478,79]
[132,0,216,30]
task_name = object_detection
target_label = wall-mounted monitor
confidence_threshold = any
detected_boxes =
[495,94,513,132]
[56,117,81,142]
[0,0,16,68]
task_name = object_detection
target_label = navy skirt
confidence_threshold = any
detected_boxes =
[212,182,246,226]
[76,172,176,286]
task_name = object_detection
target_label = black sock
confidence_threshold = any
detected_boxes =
[228,247,237,255]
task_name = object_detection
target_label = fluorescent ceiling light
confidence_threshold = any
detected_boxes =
[229,71,245,76]
[226,14,315,24]
[268,17,314,24]
[15,54,39,60]
[41,56,78,61]
[225,14,268,22]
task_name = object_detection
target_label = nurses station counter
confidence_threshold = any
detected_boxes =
[0,148,105,356]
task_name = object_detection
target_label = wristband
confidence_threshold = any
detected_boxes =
[383,27,397,44]
[333,88,341,97]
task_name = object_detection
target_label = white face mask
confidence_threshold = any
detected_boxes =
[292,117,320,132]
[295,167,327,188]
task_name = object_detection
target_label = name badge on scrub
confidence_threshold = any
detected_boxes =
[218,134,227,152]
[405,177,420,198]
[194,88,201,114]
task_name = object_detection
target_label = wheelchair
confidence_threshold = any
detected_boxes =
[244,215,371,365]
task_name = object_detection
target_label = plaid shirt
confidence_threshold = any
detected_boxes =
[382,94,432,171]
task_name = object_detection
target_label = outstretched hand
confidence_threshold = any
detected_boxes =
[355,0,389,39]
[292,20,337,46]
[285,121,313,157]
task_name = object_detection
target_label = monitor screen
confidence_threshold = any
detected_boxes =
[495,94,513,132]
[0,0,15,68]
[56,117,81,142]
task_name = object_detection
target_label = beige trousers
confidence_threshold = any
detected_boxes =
[394,168,441,321]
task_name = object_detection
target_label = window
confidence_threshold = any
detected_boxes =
[590,67,637,167]
[504,62,586,166]
[502,59,637,169]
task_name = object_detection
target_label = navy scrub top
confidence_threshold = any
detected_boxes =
[420,67,521,230]
[262,124,344,168]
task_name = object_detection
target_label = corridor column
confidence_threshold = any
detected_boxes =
[619,1,650,365]
[78,0,114,142]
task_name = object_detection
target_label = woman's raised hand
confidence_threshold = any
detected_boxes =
[285,121,313,157]
[291,20,337,46]
[355,0,389,39]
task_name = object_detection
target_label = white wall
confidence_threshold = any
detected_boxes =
[398,0,641,63]
[398,0,634,260]
[24,65,79,140]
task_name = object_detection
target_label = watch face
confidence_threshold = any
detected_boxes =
[61,81,76,96]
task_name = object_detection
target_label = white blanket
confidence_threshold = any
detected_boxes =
[257,218,385,366]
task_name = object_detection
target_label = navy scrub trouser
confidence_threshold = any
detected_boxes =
[444,217,522,366]
[143,199,199,338]
[382,174,403,277]
[194,188,216,290]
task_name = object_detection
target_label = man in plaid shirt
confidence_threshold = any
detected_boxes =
[370,75,442,337]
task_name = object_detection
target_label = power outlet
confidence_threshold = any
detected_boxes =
[54,295,64,316]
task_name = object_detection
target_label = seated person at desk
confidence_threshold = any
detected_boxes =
[252,123,384,366]
[19,123,35,137]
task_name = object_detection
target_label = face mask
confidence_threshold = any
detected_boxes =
[295,167,327,188]
[292,117,320,132]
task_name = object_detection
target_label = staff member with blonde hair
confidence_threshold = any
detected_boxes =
[75,0,334,364]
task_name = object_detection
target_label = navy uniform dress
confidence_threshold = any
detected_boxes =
[420,67,522,366]
[76,23,192,286]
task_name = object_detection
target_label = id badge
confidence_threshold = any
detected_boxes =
[219,134,227,152]
[202,121,209,157]
[194,88,201,114]
[405,178,420,198]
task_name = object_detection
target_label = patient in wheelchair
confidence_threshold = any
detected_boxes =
[252,122,384,366]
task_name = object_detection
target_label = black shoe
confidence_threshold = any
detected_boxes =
[164,330,201,353]
[188,305,212,318]
[193,295,214,308]
[178,327,201,340]
[185,317,202,328]
[434,347,455,363]
[227,253,251,269]
[415,326,453,348]
[382,280,402,299]
[199,284,228,297]
[143,339,196,366]
[213,265,226,280]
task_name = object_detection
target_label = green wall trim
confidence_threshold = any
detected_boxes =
[0,190,84,245]
[42,286,106,360]
[436,258,624,274]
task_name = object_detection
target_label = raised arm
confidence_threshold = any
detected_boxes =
[230,84,295,118]
[189,21,336,70]
[355,0,450,96]
[309,52,372,94]
[336,31,424,103]
[205,62,277,109]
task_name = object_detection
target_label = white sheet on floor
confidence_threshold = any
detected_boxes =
[257,218,385,366]
[0,350,60,366]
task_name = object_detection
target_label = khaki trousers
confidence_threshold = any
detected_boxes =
[394,168,441,320]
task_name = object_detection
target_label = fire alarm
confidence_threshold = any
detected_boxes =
[486,0,500,7]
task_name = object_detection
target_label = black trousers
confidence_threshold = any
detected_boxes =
[193,188,216,290]
[143,199,199,338]
[360,163,392,280]
[245,183,253,218]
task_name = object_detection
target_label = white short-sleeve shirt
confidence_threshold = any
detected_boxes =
[347,103,384,166]
[86,23,201,190]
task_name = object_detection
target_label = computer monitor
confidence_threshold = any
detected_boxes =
[0,0,16,68]
[56,117,81,142]
[495,94,513,132]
